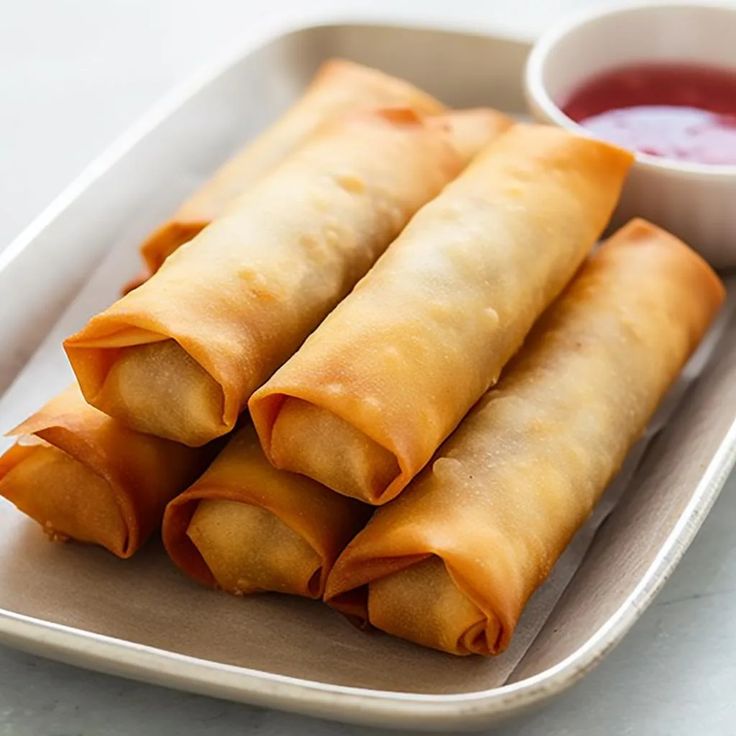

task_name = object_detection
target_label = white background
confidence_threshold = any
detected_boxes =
[1,1,735,734]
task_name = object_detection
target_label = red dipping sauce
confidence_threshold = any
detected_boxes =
[563,63,736,165]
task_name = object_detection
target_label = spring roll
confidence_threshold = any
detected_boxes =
[163,426,370,598]
[250,124,634,504]
[0,386,213,558]
[139,58,446,274]
[124,106,511,293]
[324,219,725,655]
[65,108,509,447]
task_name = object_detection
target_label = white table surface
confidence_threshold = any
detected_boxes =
[2,1,735,734]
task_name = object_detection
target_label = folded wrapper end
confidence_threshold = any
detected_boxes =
[187,499,323,597]
[265,396,401,504]
[0,385,217,558]
[367,556,503,656]
[164,491,325,598]
[0,439,133,558]
[162,426,372,599]
[64,336,228,447]
[94,340,225,446]
[326,554,504,655]
[162,491,216,587]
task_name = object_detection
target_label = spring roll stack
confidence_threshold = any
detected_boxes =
[0,57,725,660]
[2,61,508,572]
[5,59,439,556]
[154,109,511,592]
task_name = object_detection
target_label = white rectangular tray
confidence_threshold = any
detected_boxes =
[1,19,735,732]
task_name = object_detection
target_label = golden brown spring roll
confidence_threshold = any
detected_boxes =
[139,58,446,274]
[324,219,725,655]
[65,108,508,447]
[163,425,370,598]
[124,106,511,293]
[0,386,213,558]
[250,124,634,504]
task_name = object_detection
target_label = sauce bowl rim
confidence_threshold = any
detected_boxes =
[524,0,736,179]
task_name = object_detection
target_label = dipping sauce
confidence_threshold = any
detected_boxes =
[563,63,736,165]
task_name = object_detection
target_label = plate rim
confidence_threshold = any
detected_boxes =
[1,414,734,728]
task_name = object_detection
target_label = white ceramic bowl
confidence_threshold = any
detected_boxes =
[525,2,736,269]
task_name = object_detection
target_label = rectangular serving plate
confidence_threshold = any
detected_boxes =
[1,18,736,732]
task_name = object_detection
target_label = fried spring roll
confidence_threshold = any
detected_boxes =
[250,125,633,504]
[139,58,446,274]
[163,426,370,597]
[324,219,725,655]
[65,108,508,447]
[0,386,212,558]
